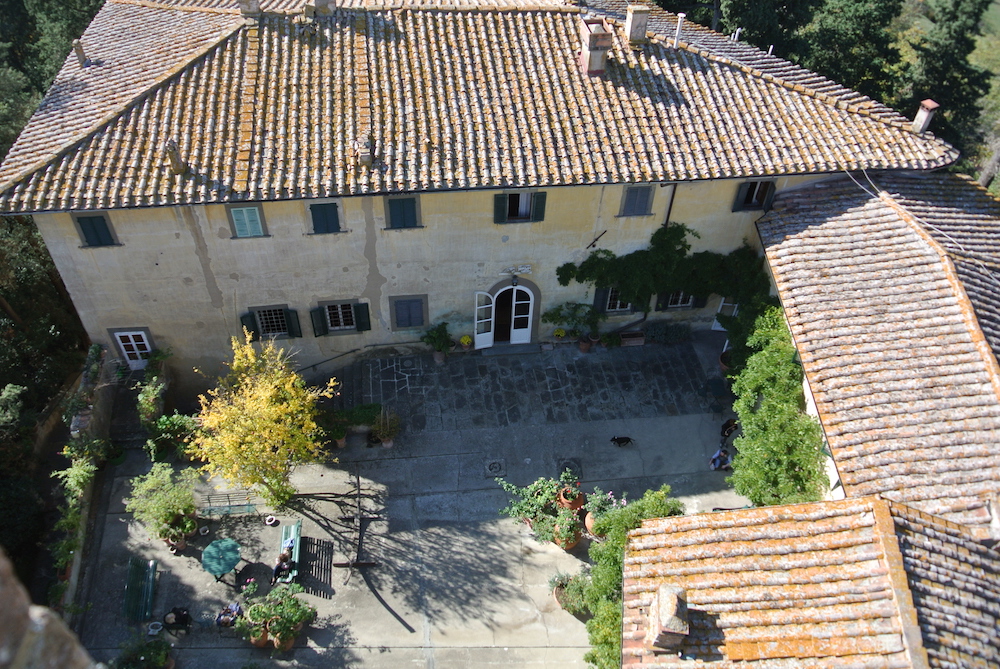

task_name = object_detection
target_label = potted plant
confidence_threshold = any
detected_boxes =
[124,463,200,542]
[345,403,382,434]
[110,636,173,669]
[237,582,316,652]
[556,468,584,510]
[496,475,560,527]
[552,327,566,341]
[459,334,473,351]
[549,571,589,615]
[319,409,349,448]
[371,409,400,448]
[541,303,606,352]
[421,322,452,364]
[544,506,582,550]
[583,487,627,535]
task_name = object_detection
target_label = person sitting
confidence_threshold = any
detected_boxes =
[163,607,193,634]
[709,448,731,471]
[216,602,242,627]
[270,551,292,586]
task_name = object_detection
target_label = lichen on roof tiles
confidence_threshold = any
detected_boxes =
[0,0,957,212]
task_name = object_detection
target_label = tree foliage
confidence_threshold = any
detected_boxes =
[190,332,337,506]
[727,307,827,506]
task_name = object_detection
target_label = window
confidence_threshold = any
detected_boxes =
[494,192,546,223]
[605,287,631,312]
[240,305,302,340]
[732,181,776,212]
[310,203,340,234]
[74,214,116,247]
[310,301,371,336]
[228,206,266,238]
[655,291,708,310]
[619,186,653,216]
[386,197,420,229]
[389,295,427,329]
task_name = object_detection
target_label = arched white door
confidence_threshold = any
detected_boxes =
[474,291,494,349]
[509,286,533,344]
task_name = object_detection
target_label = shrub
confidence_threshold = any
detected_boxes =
[541,303,605,336]
[135,378,166,429]
[111,636,172,669]
[124,463,200,539]
[345,403,382,426]
[420,322,452,352]
[62,437,109,464]
[52,458,97,500]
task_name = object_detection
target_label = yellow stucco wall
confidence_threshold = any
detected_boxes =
[34,175,822,399]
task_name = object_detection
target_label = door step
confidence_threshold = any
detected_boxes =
[480,344,541,357]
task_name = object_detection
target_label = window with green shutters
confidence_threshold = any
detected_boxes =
[389,296,427,329]
[386,197,420,229]
[310,203,340,234]
[74,214,116,247]
[310,301,371,336]
[493,192,547,223]
[240,306,301,340]
[619,185,653,216]
[229,206,266,237]
[732,181,776,212]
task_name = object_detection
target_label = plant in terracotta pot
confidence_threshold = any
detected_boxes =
[583,487,627,536]
[124,463,200,542]
[421,322,452,364]
[110,636,173,669]
[237,582,316,651]
[538,506,582,549]
[549,570,589,615]
[556,468,584,510]
[496,475,560,526]
[371,409,401,448]
[459,334,473,351]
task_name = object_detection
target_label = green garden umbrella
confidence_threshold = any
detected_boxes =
[202,538,242,583]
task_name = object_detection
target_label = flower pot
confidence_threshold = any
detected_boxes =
[380,438,394,448]
[553,524,581,550]
[553,585,566,609]
[273,635,296,651]
[335,436,347,449]
[584,511,597,534]
[249,629,269,647]
[719,350,733,374]
[578,338,592,353]
[461,342,472,351]
[432,350,446,365]
[557,488,584,510]
[199,526,210,536]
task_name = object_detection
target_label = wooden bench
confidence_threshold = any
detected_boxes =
[277,520,302,584]
[198,491,257,517]
[123,557,157,622]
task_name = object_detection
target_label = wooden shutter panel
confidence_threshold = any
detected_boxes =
[530,192,547,222]
[310,307,329,336]
[240,312,260,340]
[245,208,263,236]
[732,183,752,212]
[353,303,371,331]
[232,209,249,237]
[761,182,776,211]
[494,194,508,223]
[693,295,708,308]
[593,287,610,314]
[285,309,302,338]
[310,204,339,234]
[623,187,641,215]
[636,186,652,214]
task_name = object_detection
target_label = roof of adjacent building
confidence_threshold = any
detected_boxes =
[757,172,1000,534]
[0,0,957,212]
[622,496,1000,668]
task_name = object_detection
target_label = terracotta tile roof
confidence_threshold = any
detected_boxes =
[623,497,999,668]
[757,173,1000,534]
[0,1,957,212]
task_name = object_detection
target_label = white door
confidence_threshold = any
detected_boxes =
[712,298,739,331]
[474,291,494,349]
[509,286,533,345]
[114,331,152,370]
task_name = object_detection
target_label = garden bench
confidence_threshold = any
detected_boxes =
[198,491,257,517]
[277,520,302,584]
[123,557,157,622]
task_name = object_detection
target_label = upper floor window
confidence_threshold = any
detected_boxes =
[494,192,546,223]
[74,214,117,247]
[605,287,631,312]
[229,206,267,238]
[240,305,301,340]
[386,197,421,229]
[619,186,653,217]
[732,181,776,212]
[310,203,341,234]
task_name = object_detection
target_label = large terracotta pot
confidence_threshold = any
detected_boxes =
[557,488,584,510]
[584,511,597,535]
[249,629,269,647]
[272,634,296,651]
[554,524,581,550]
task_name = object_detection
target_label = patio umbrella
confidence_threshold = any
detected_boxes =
[202,538,242,583]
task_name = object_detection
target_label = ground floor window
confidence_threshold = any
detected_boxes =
[656,291,695,310]
[606,287,631,312]
[389,295,428,330]
[241,306,302,340]
[310,300,371,336]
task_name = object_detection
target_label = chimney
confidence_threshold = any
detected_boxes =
[236,0,260,16]
[303,1,316,18]
[164,139,188,176]
[72,40,90,68]
[911,99,940,134]
[579,17,613,76]
[645,585,689,650]
[354,134,374,168]
[672,13,685,49]
[625,5,650,44]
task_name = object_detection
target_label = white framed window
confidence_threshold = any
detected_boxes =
[606,287,631,312]
[311,300,371,336]
[732,181,776,212]
[228,205,267,238]
[240,305,302,339]
[664,291,694,309]
[326,303,355,330]
[619,185,654,216]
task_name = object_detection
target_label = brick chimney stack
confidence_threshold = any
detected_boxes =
[237,0,260,16]
[625,5,650,43]
[579,17,613,76]
[911,99,940,134]
[645,585,689,650]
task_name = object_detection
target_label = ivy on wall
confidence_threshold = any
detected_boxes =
[727,306,828,506]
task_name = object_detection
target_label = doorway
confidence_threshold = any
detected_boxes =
[113,330,153,370]
[473,282,536,349]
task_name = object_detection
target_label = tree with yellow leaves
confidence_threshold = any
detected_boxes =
[189,330,336,506]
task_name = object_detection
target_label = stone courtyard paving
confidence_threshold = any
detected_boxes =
[78,336,748,668]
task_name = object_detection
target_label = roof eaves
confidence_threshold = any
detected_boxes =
[0,17,243,201]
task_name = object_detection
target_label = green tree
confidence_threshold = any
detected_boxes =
[719,0,817,53]
[900,0,993,153]
[728,307,827,506]
[190,332,337,506]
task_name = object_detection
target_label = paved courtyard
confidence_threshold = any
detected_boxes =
[77,334,747,668]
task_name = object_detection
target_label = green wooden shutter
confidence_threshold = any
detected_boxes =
[285,309,302,338]
[494,194,508,223]
[232,209,249,237]
[246,208,263,236]
[310,204,339,233]
[240,312,260,340]
[623,187,642,215]
[530,192,547,222]
[732,183,752,212]
[353,303,371,331]
[310,307,329,336]
[389,198,417,228]
[761,182,776,211]
[593,287,610,314]
[78,215,114,246]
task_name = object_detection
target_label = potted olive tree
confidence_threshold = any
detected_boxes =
[124,463,200,548]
